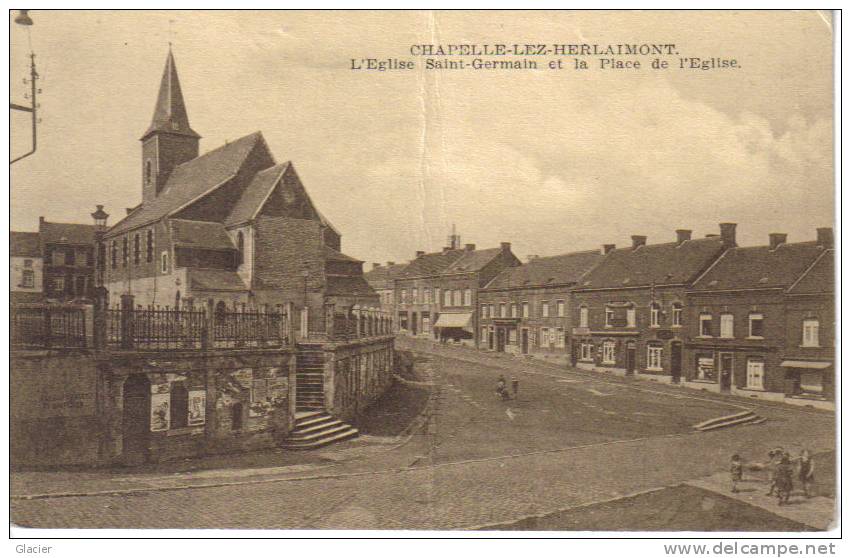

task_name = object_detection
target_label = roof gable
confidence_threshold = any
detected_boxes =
[578,237,725,290]
[692,241,826,291]
[170,219,236,251]
[442,247,504,274]
[401,249,466,278]
[108,132,268,236]
[225,163,289,227]
[39,220,96,245]
[486,250,603,289]
[788,249,834,294]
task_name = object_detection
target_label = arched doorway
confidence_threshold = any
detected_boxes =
[122,374,151,465]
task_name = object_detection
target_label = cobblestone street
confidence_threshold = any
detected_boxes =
[12,340,836,531]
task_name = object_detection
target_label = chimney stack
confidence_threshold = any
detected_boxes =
[769,233,787,250]
[631,235,647,249]
[416,250,425,258]
[39,216,45,226]
[527,254,539,262]
[601,244,616,255]
[387,261,396,266]
[676,229,692,245]
[465,243,476,251]
[719,223,737,249]
[372,263,381,270]
[500,242,512,252]
[817,227,834,249]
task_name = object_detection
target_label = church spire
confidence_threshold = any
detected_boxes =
[141,48,200,140]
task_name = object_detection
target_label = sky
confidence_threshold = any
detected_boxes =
[9,10,834,266]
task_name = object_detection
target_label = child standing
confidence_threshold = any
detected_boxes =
[775,453,794,506]
[730,454,743,493]
[766,447,783,496]
[798,449,815,498]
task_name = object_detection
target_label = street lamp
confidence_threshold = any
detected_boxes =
[11,10,40,164]
[91,205,109,288]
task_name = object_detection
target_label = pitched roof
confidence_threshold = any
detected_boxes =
[486,250,603,290]
[170,219,236,251]
[225,162,289,228]
[364,262,408,287]
[323,245,362,263]
[142,50,200,140]
[188,269,247,292]
[10,231,41,257]
[788,249,834,295]
[325,275,377,297]
[442,247,504,274]
[691,241,827,292]
[400,249,466,278]
[39,220,96,245]
[578,237,725,290]
[108,132,266,236]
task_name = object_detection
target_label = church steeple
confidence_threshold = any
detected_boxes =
[141,49,201,202]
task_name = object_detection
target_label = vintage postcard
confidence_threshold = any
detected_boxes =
[8,9,837,540]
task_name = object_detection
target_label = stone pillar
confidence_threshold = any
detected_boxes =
[323,348,336,413]
[353,305,361,338]
[284,301,295,347]
[300,307,309,340]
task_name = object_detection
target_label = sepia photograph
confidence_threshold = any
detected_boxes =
[7,8,838,541]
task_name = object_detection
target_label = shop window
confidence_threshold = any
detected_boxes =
[580,342,593,361]
[699,314,713,337]
[579,306,588,328]
[555,328,565,348]
[802,319,820,347]
[602,340,616,364]
[748,313,764,338]
[720,313,734,338]
[170,382,189,429]
[746,359,765,390]
[696,354,716,381]
[646,345,663,371]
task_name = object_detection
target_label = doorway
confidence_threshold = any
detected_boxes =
[625,341,636,375]
[670,341,683,383]
[496,328,506,352]
[122,374,151,465]
[521,329,529,354]
[720,352,734,392]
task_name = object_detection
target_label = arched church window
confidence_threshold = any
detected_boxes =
[145,160,153,185]
[236,232,245,266]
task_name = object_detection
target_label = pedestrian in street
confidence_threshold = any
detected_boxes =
[511,376,519,399]
[496,375,510,401]
[766,447,783,496]
[774,453,794,506]
[730,454,743,493]
[798,449,815,498]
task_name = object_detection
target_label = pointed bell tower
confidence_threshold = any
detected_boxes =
[140,48,201,202]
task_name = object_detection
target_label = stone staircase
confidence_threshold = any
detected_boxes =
[284,344,358,449]
[282,411,359,450]
[693,410,765,432]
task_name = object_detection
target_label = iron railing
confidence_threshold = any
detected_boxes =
[213,310,286,349]
[106,306,207,350]
[11,304,88,349]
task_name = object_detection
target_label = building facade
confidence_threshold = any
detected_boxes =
[684,229,833,401]
[477,250,603,359]
[38,218,97,303]
[364,261,407,330]
[570,226,734,381]
[10,231,43,304]
[102,50,377,320]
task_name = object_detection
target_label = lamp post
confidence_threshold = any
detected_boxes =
[11,10,40,165]
[91,205,109,288]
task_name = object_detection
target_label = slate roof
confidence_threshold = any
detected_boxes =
[485,250,603,290]
[324,246,362,263]
[10,231,41,257]
[400,249,466,278]
[188,269,247,292]
[788,249,834,295]
[443,247,504,274]
[39,220,96,245]
[577,237,726,290]
[364,262,409,288]
[142,50,200,140]
[692,241,827,291]
[108,132,266,236]
[326,275,377,297]
[170,220,236,251]
[225,163,289,228]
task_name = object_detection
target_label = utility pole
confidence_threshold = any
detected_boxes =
[11,10,40,165]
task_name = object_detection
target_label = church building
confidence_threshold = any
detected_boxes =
[103,50,377,316]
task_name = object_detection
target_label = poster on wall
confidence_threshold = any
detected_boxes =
[188,390,206,426]
[150,392,170,431]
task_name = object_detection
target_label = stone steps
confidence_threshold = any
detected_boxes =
[694,410,765,432]
[282,411,358,450]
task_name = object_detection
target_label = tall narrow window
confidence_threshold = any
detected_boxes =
[579,306,589,328]
[412,288,418,303]
[161,251,169,273]
[133,233,141,265]
[647,345,663,370]
[500,303,507,318]
[236,231,245,266]
[111,241,117,269]
[748,313,764,338]
[464,289,472,307]
[650,303,660,327]
[557,300,565,317]
[605,307,614,327]
[453,289,462,307]
[122,237,129,267]
[541,301,550,318]
[522,302,530,319]
[746,359,765,390]
[510,303,518,318]
[699,313,713,337]
[602,340,616,364]
[145,159,153,185]
[481,304,488,318]
[21,269,34,288]
[146,230,154,263]
[720,313,734,338]
[802,319,820,347]
[626,307,636,328]
[231,403,243,431]
[671,303,682,327]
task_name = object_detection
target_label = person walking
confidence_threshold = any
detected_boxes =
[511,376,519,399]
[798,449,815,498]
[730,454,744,493]
[496,375,510,401]
[775,453,794,506]
[766,447,783,496]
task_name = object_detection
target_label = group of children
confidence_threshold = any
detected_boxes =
[495,375,519,401]
[730,448,816,506]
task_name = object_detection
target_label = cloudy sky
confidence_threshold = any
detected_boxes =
[10,10,834,265]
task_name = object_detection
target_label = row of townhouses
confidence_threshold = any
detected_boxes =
[365,224,835,406]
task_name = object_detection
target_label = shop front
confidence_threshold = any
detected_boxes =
[434,312,474,345]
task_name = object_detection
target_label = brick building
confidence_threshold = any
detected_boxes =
[38,218,97,303]
[103,50,376,318]
[10,231,43,304]
[478,250,603,359]
[364,261,407,329]
[684,228,833,401]
[395,235,519,345]
[570,225,733,381]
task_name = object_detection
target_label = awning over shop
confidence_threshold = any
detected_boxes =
[780,360,832,369]
[434,313,473,329]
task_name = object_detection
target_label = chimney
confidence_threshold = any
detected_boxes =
[527,254,539,262]
[631,235,647,249]
[769,233,787,250]
[601,244,616,255]
[465,243,476,251]
[442,246,452,253]
[39,216,45,226]
[372,263,381,270]
[817,227,834,249]
[416,251,425,258]
[500,242,511,252]
[719,222,737,248]
[386,261,396,266]
[676,229,692,245]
